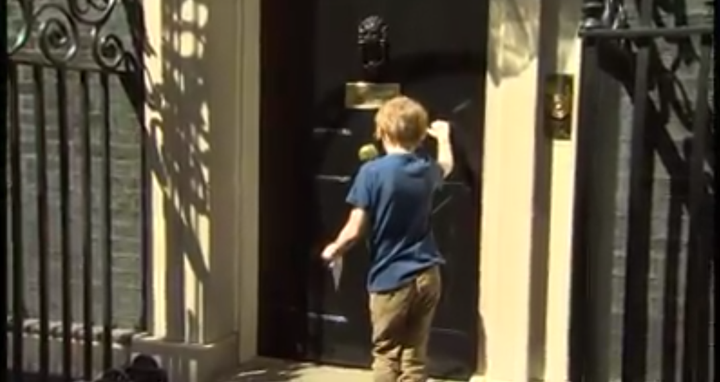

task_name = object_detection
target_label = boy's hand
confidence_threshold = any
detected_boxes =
[428,120,454,177]
[427,120,451,141]
[321,242,341,262]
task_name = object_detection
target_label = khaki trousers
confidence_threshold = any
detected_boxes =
[368,266,442,382]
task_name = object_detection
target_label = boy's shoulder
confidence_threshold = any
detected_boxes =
[362,152,433,170]
[357,155,390,175]
[358,153,439,182]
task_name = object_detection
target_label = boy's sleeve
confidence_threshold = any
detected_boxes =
[346,165,373,210]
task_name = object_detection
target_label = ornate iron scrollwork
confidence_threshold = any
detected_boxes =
[7,0,136,72]
[580,0,628,31]
[707,0,716,18]
[580,0,606,30]
[357,15,389,79]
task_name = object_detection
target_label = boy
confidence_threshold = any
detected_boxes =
[320,96,453,382]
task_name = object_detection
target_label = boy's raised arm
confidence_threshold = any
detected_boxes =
[428,120,454,178]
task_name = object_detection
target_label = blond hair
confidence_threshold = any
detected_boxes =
[374,96,429,149]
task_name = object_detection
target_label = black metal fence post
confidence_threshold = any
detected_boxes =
[574,0,715,380]
[6,1,159,381]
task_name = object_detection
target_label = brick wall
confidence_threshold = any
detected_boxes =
[6,1,144,329]
[602,1,715,379]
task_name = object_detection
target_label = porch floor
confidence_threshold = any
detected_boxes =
[217,357,462,381]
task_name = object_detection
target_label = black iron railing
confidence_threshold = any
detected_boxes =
[572,0,714,381]
[5,1,155,381]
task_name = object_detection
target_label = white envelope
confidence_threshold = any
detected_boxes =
[329,257,343,291]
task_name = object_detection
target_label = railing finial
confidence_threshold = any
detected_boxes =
[580,0,606,31]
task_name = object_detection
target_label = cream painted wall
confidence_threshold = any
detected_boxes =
[540,0,584,381]
[475,0,583,380]
[141,0,259,381]
[478,0,542,378]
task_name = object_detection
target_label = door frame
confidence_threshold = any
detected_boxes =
[256,0,490,374]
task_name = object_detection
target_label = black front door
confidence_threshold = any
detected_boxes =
[259,0,488,379]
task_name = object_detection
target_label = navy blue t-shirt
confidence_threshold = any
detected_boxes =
[346,152,445,293]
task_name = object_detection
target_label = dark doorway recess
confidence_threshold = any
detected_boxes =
[258,0,489,379]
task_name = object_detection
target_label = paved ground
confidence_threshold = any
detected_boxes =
[217,357,461,381]
[217,358,366,381]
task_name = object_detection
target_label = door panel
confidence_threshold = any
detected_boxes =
[259,0,488,379]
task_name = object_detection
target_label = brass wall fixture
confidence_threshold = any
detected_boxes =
[346,15,401,110]
[544,74,574,140]
[345,82,401,110]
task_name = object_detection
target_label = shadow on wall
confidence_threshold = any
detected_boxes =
[485,0,581,84]
[573,2,715,380]
[485,0,540,84]
[136,0,214,344]
[136,0,292,379]
[596,39,715,381]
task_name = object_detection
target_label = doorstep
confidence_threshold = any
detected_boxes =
[216,357,463,382]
